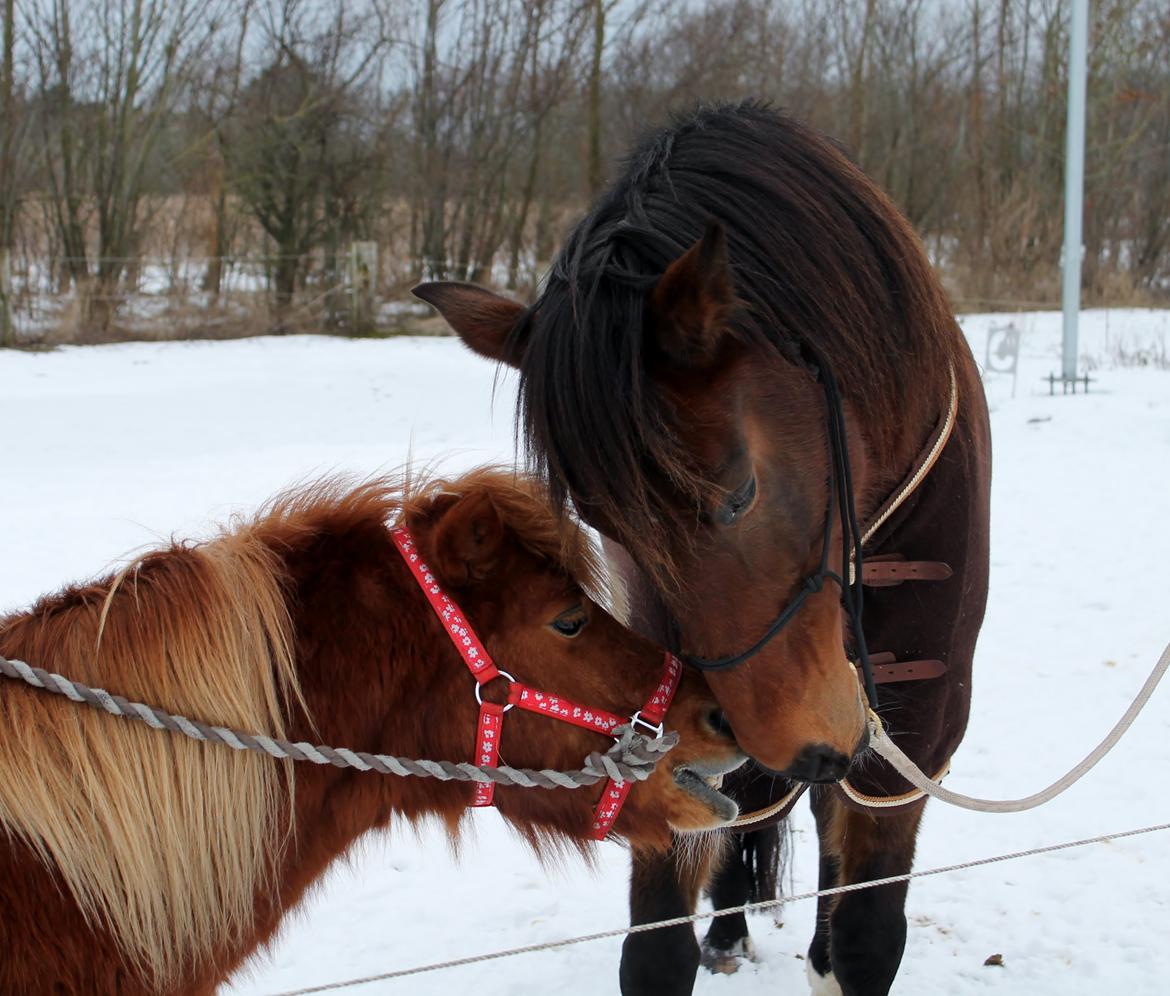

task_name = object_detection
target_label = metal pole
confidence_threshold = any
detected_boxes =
[1061,0,1089,382]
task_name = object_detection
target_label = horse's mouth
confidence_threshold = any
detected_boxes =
[673,754,746,823]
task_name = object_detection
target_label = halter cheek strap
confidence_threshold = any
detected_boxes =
[391,525,681,840]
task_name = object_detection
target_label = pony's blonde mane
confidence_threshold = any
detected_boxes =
[0,523,298,986]
[0,468,600,987]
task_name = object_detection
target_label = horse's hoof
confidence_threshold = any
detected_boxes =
[700,936,756,975]
[806,960,844,996]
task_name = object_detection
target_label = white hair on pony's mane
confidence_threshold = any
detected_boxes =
[0,525,299,987]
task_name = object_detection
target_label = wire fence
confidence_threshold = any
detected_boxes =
[0,250,443,343]
[0,249,1160,348]
[263,820,1170,995]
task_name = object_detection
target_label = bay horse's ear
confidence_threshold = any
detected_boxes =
[429,491,507,587]
[412,281,528,367]
[647,220,736,368]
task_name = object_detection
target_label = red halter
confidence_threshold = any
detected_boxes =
[391,525,681,840]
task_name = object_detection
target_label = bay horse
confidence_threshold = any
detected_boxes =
[0,469,743,995]
[415,102,991,994]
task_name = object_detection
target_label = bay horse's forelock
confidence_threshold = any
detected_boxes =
[518,101,966,587]
[0,470,738,994]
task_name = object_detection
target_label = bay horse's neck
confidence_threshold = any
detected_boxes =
[821,309,966,522]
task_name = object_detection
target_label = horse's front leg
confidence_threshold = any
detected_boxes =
[808,791,926,996]
[620,840,719,996]
[700,836,754,973]
[699,825,783,972]
[603,537,723,994]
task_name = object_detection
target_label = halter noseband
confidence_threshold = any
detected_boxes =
[391,525,682,840]
[680,345,879,709]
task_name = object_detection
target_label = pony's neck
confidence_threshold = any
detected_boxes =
[230,519,469,986]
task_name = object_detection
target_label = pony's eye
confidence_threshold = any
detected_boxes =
[550,609,587,638]
[718,475,757,526]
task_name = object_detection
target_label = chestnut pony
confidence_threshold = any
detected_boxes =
[0,469,742,995]
[416,103,991,994]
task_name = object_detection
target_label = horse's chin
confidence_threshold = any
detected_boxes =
[670,754,747,827]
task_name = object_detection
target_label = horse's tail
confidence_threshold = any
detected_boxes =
[0,526,299,987]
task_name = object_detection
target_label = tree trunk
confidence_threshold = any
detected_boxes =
[587,0,605,197]
[0,247,12,347]
[203,181,229,297]
[0,0,15,345]
[846,0,876,160]
[418,0,447,278]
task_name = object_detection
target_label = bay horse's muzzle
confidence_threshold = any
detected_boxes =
[782,721,870,783]
[785,743,851,783]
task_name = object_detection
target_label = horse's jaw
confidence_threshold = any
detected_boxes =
[671,752,747,826]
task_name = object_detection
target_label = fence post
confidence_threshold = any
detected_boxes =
[1060,0,1089,383]
[348,241,378,334]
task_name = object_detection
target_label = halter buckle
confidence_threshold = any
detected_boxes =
[474,670,516,713]
[628,710,664,739]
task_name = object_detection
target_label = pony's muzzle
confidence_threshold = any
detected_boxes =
[672,752,747,823]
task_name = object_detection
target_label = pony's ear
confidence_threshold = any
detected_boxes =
[412,281,527,367]
[647,221,736,368]
[429,491,507,587]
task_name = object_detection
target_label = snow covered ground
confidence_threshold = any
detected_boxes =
[1,309,1168,995]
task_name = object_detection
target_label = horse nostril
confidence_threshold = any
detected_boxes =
[784,743,852,783]
[706,708,735,740]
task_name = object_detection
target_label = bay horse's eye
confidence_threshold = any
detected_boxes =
[717,475,757,526]
[550,609,588,638]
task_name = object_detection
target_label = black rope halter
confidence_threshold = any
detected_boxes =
[681,344,879,710]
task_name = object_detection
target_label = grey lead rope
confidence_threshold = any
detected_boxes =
[0,655,677,789]
[6,631,1166,800]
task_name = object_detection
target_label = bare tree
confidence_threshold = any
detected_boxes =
[28,0,226,334]
[409,0,588,283]
[7,0,1170,343]
[222,0,392,315]
[0,0,29,344]
[191,2,254,298]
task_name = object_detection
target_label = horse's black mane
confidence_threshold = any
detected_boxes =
[514,100,960,582]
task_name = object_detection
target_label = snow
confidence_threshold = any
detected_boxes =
[1,309,1168,994]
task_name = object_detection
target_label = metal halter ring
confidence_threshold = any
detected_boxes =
[474,670,516,713]
[628,710,664,739]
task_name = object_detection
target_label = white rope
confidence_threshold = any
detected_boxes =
[263,820,1170,995]
[868,638,1170,813]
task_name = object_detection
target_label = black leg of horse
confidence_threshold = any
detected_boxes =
[807,834,839,988]
[700,839,752,972]
[809,792,926,996]
[620,841,717,996]
[700,827,781,972]
[607,538,706,995]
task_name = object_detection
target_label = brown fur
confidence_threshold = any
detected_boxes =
[0,469,739,994]
[417,103,991,993]
[412,103,983,773]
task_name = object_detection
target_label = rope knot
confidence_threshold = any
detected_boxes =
[584,726,678,783]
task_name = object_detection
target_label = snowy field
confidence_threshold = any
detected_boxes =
[1,309,1168,995]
